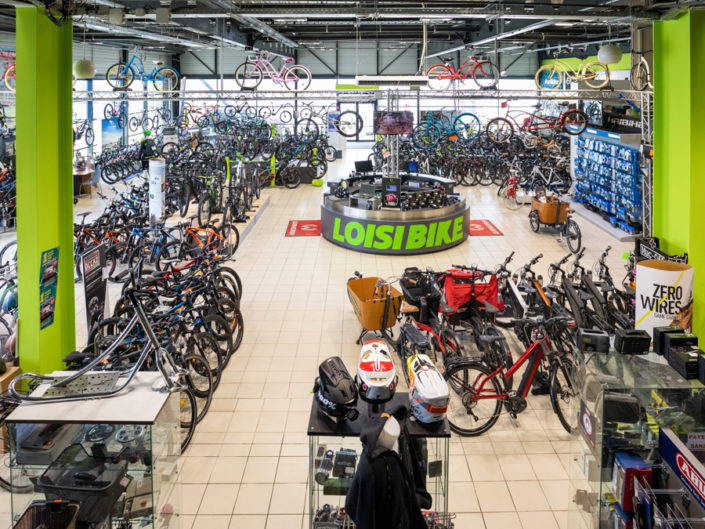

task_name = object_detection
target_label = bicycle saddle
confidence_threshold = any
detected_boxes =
[152,61,164,66]
[402,322,430,349]
[441,56,454,62]
[77,212,91,217]
[401,301,419,314]
[558,101,571,106]
[284,57,293,62]
[481,300,500,314]
[440,299,455,315]
[477,334,505,344]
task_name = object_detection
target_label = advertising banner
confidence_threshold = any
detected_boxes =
[321,204,470,255]
[81,244,107,335]
[102,117,123,151]
[39,247,59,330]
[635,259,694,337]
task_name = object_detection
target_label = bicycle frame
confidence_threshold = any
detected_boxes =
[121,55,169,82]
[550,59,590,80]
[251,55,289,83]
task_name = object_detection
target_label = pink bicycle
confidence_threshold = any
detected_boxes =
[235,51,312,91]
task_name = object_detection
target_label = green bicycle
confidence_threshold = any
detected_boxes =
[412,111,481,149]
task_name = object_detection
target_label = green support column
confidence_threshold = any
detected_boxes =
[16,7,75,374]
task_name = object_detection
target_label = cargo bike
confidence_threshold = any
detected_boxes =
[529,194,582,254]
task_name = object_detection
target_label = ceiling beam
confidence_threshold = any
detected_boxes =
[84,20,210,48]
[229,14,299,48]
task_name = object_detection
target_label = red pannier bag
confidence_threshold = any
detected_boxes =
[442,270,505,313]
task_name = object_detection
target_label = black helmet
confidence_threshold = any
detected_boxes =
[313,357,360,423]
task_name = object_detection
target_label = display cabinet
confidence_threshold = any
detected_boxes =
[307,392,450,529]
[568,350,705,529]
[6,372,180,529]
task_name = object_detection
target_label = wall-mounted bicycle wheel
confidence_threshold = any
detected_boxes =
[153,67,180,91]
[630,63,650,91]
[335,111,363,137]
[534,65,563,90]
[103,104,114,121]
[561,109,588,135]
[486,117,514,143]
[425,64,453,90]
[106,63,135,89]
[472,61,499,89]
[583,61,610,89]
[258,107,272,120]
[235,62,263,90]
[85,127,94,146]
[453,113,481,140]
[283,65,312,91]
[3,65,15,92]
[294,118,319,142]
[411,123,441,149]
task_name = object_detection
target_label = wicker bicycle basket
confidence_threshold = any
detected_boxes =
[14,501,79,529]
[346,277,402,331]
[531,196,569,224]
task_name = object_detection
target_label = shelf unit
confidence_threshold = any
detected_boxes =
[573,128,643,235]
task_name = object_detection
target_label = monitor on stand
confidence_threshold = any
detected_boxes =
[355,160,374,174]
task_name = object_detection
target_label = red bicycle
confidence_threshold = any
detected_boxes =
[426,56,499,90]
[486,101,588,144]
[445,316,577,436]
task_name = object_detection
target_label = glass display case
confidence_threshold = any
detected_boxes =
[307,392,450,529]
[568,350,705,529]
[6,372,180,529]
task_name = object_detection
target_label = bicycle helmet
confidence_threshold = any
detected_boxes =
[407,354,449,424]
[356,339,397,404]
[313,356,360,423]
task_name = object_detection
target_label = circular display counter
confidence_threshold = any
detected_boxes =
[321,172,470,255]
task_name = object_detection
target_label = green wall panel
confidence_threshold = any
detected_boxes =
[16,7,75,374]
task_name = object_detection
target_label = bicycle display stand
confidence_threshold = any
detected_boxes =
[307,392,450,529]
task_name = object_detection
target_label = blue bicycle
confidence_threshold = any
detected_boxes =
[106,55,180,91]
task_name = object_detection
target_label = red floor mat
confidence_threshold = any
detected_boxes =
[285,220,321,237]
[470,219,503,236]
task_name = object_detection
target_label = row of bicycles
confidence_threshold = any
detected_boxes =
[350,245,636,437]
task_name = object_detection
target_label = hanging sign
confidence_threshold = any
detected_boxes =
[39,247,59,330]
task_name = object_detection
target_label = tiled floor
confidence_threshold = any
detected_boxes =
[0,149,632,529]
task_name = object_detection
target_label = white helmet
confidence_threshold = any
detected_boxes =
[407,354,449,423]
[356,339,398,404]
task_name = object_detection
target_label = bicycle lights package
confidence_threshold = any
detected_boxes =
[356,339,398,404]
[315,449,334,484]
[577,328,610,353]
[615,330,652,355]
[653,326,684,356]
[313,356,360,423]
[407,354,449,423]
[612,452,652,512]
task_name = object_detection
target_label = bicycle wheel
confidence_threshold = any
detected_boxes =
[216,297,245,360]
[453,113,481,140]
[445,361,503,436]
[561,109,588,135]
[283,65,312,91]
[411,123,441,149]
[0,240,17,266]
[426,64,453,90]
[235,62,263,90]
[128,116,139,132]
[192,332,223,391]
[280,166,302,189]
[103,104,114,121]
[630,62,649,91]
[85,127,95,146]
[529,210,540,232]
[106,63,135,89]
[154,67,180,91]
[534,65,563,90]
[565,219,582,254]
[336,110,363,137]
[324,145,337,162]
[583,61,610,89]
[549,358,578,433]
[4,65,15,92]
[182,353,213,424]
[472,61,500,89]
[197,195,213,227]
[486,118,514,144]
[180,387,197,453]
[499,182,523,210]
[294,118,319,142]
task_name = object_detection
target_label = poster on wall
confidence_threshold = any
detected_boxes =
[0,49,15,92]
[81,244,107,335]
[635,259,694,338]
[39,247,59,330]
[102,117,123,150]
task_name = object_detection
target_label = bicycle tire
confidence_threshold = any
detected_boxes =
[425,64,453,90]
[192,332,223,391]
[197,195,213,227]
[486,118,514,144]
[103,104,114,121]
[445,360,503,436]
[472,61,500,89]
[3,65,15,92]
[294,118,319,142]
[336,110,363,137]
[234,62,263,90]
[283,65,312,91]
[106,63,135,90]
[216,266,243,303]
[561,109,588,135]
[85,127,95,146]
[630,62,649,91]
[549,359,577,433]
[583,61,610,89]
[565,219,582,254]
[453,113,481,140]
[180,387,197,453]
[153,67,180,91]
[411,123,441,149]
[529,210,540,232]
[0,240,17,266]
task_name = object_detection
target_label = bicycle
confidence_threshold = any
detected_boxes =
[529,194,581,253]
[3,62,15,92]
[412,110,481,149]
[630,50,653,91]
[534,57,609,90]
[72,118,95,146]
[103,101,129,129]
[106,56,180,91]
[445,316,577,435]
[234,50,312,91]
[295,104,363,140]
[426,55,500,90]
[486,101,587,144]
